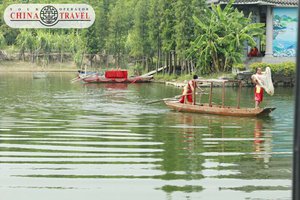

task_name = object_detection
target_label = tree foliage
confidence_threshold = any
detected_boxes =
[0,0,264,74]
[190,0,264,74]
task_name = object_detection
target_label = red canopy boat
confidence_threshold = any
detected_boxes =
[79,70,153,83]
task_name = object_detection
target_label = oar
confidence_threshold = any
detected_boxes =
[145,92,208,104]
[70,74,96,83]
[145,95,181,104]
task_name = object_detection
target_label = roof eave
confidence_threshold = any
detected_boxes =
[211,0,298,7]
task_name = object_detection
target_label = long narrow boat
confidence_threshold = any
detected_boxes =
[33,72,48,79]
[164,79,276,117]
[164,101,275,117]
[79,69,153,83]
[81,74,153,83]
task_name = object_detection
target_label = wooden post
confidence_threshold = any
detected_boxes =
[222,82,225,108]
[209,82,213,107]
[237,81,242,109]
[193,81,196,105]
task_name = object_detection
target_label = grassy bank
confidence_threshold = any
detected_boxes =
[0,61,77,72]
[153,73,236,82]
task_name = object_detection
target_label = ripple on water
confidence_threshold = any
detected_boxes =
[0,75,293,200]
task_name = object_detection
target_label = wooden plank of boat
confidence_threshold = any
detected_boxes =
[164,100,276,117]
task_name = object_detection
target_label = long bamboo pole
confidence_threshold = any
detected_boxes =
[222,82,225,108]
[237,81,242,109]
[209,82,213,107]
[193,81,196,105]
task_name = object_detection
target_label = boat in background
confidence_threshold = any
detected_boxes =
[79,69,153,83]
[33,72,48,79]
[164,79,276,117]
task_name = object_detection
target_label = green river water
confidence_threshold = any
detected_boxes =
[0,72,294,200]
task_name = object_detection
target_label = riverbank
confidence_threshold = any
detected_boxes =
[153,73,237,87]
[154,71,295,87]
[0,61,77,72]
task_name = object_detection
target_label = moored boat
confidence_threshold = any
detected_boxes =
[33,72,48,79]
[80,69,152,83]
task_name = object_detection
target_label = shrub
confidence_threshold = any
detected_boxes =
[249,62,295,75]
[154,74,178,81]
[128,65,144,76]
[233,63,246,71]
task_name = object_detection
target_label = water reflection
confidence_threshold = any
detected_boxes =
[155,112,292,198]
[84,83,129,90]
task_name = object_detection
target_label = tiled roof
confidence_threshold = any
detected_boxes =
[208,0,298,6]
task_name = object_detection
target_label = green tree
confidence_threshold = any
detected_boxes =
[84,25,99,67]
[160,0,176,74]
[107,0,133,67]
[36,30,52,65]
[97,0,111,67]
[0,31,5,48]
[16,30,36,61]
[126,0,151,71]
[68,30,85,67]
[148,0,162,73]
[52,32,69,63]
[174,0,205,75]
[191,0,264,74]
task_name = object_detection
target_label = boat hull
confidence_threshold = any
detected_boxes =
[164,101,276,117]
[33,72,48,79]
[81,75,152,83]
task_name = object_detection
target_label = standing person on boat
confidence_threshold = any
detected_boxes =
[179,75,198,104]
[251,67,274,108]
[252,68,264,108]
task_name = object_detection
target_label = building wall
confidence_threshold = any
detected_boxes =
[238,6,261,54]
[273,7,298,57]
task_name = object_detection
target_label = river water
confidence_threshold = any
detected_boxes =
[0,72,294,200]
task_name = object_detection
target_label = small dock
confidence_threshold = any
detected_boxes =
[141,66,168,77]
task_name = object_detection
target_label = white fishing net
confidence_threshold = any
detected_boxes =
[252,67,274,96]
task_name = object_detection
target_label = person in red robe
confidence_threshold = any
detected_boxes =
[252,68,264,108]
[248,47,259,57]
[179,75,198,104]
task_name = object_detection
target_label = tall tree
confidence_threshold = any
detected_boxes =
[83,25,99,67]
[0,31,5,48]
[174,0,194,74]
[191,0,264,74]
[126,0,151,71]
[16,30,36,62]
[148,0,163,72]
[160,0,176,74]
[97,0,111,67]
[107,0,133,67]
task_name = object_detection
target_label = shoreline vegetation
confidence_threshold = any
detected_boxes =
[0,0,295,87]
[0,60,77,72]
[0,60,295,87]
[0,0,266,77]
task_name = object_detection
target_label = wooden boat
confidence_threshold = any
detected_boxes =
[79,70,153,83]
[164,79,276,117]
[81,74,153,83]
[164,101,275,117]
[33,72,48,79]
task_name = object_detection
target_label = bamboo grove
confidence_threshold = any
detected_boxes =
[0,0,264,74]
